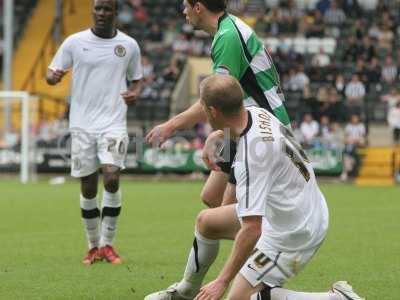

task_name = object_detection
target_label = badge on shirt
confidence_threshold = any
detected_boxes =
[114,45,126,57]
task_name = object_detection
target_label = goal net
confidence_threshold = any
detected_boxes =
[0,91,37,183]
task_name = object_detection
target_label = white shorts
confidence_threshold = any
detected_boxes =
[70,130,128,178]
[239,244,321,288]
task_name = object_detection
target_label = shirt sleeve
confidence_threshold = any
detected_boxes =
[235,137,273,218]
[127,40,143,81]
[49,36,74,71]
[212,31,247,79]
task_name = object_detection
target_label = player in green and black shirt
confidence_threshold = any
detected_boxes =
[145,2,291,298]
[211,13,290,125]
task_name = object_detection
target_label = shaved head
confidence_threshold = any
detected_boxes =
[200,74,244,116]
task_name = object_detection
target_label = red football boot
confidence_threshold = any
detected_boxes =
[82,247,100,265]
[99,245,122,264]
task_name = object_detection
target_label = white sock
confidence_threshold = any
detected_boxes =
[177,230,220,298]
[271,288,342,300]
[100,190,122,247]
[80,194,100,249]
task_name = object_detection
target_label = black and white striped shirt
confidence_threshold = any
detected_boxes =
[345,81,366,100]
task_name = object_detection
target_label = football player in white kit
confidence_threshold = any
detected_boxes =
[160,74,364,300]
[46,0,143,265]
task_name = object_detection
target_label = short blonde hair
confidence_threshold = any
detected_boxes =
[200,74,244,116]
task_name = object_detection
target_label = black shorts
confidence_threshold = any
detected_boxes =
[216,139,237,184]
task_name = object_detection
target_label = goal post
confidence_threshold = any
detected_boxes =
[0,91,32,183]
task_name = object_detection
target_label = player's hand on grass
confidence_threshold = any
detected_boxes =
[121,90,139,105]
[202,130,224,171]
[194,278,228,300]
[145,122,175,147]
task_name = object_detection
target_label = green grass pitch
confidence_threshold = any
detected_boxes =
[0,179,399,299]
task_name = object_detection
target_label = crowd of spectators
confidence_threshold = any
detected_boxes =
[154,0,400,125]
[292,111,366,180]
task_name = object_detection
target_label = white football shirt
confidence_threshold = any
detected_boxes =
[49,29,143,133]
[234,106,329,252]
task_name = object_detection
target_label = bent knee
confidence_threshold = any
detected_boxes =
[200,189,222,208]
[196,210,208,231]
[196,209,215,237]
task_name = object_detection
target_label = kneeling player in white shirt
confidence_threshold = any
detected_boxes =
[162,75,364,300]
[46,0,142,265]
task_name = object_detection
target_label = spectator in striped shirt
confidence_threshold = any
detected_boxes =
[323,1,346,26]
[345,74,366,105]
[381,55,398,84]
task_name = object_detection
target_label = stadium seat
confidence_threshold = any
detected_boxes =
[264,38,280,53]
[321,38,337,55]
[293,37,307,54]
[281,37,293,51]
[307,38,322,54]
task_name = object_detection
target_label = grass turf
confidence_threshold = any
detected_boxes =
[0,179,399,299]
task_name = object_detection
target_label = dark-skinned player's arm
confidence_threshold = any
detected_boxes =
[123,38,144,104]
[46,36,73,86]
[121,79,143,105]
[46,68,68,86]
